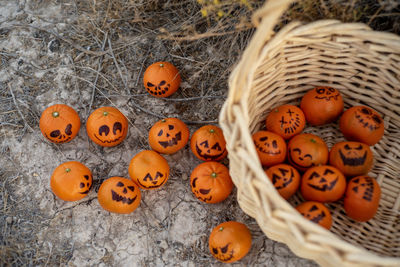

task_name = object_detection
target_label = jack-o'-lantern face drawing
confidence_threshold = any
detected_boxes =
[344,176,381,221]
[296,201,332,229]
[50,161,93,201]
[191,176,212,202]
[329,141,373,177]
[314,86,340,101]
[190,162,233,204]
[190,125,227,162]
[211,243,234,262]
[86,107,128,147]
[143,61,181,98]
[208,221,252,263]
[129,150,170,190]
[97,177,141,214]
[265,164,300,200]
[252,131,286,167]
[355,107,383,131]
[339,105,384,145]
[148,118,189,154]
[301,165,346,202]
[39,104,81,144]
[265,104,306,140]
[288,133,329,172]
[300,86,344,125]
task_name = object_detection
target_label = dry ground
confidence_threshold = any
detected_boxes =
[0,0,399,266]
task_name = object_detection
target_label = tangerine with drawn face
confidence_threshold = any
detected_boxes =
[265,104,306,140]
[339,105,384,145]
[190,161,233,204]
[50,161,92,201]
[287,133,329,172]
[344,176,381,222]
[190,125,227,162]
[209,221,252,263]
[265,164,300,200]
[128,150,170,190]
[148,118,189,154]
[329,141,373,177]
[143,61,181,98]
[296,201,332,230]
[301,165,346,203]
[300,86,344,125]
[39,104,81,144]
[97,177,141,214]
[86,107,128,147]
[252,131,286,167]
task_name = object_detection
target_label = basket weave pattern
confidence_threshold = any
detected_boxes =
[219,0,400,266]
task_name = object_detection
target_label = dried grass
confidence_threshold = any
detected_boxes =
[0,0,399,265]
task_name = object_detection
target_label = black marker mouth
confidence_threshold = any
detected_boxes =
[339,150,367,166]
[137,176,167,189]
[111,190,137,204]
[255,142,281,155]
[195,142,226,160]
[158,132,182,148]
[315,93,340,101]
[308,177,338,191]
[94,133,123,144]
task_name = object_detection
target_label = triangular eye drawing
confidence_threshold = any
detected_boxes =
[200,140,209,148]
[211,143,221,151]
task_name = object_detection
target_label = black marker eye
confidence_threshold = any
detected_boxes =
[355,144,363,150]
[221,244,229,253]
[99,125,110,136]
[211,143,221,151]
[361,108,371,115]
[65,124,72,135]
[200,140,209,148]
[372,115,382,124]
[272,140,278,148]
[113,122,122,134]
[50,130,61,138]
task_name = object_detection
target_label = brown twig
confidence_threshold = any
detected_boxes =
[3,24,110,56]
[8,86,34,132]
[87,32,108,119]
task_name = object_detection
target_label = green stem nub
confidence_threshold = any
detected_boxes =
[219,226,224,232]
[103,111,109,116]
[52,111,59,118]
[159,63,164,67]
[65,168,71,173]
[209,129,215,134]
[161,119,167,123]
[211,172,218,178]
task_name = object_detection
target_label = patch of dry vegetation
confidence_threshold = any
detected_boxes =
[0,0,399,265]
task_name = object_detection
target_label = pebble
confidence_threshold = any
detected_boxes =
[6,216,13,224]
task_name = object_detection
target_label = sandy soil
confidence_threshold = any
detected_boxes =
[0,1,319,266]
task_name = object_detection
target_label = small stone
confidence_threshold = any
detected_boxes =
[48,39,60,52]
[158,240,168,250]
[6,216,12,224]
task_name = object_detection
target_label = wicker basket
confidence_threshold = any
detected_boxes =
[219,0,400,266]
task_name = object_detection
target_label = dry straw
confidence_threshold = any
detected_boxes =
[219,0,400,266]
